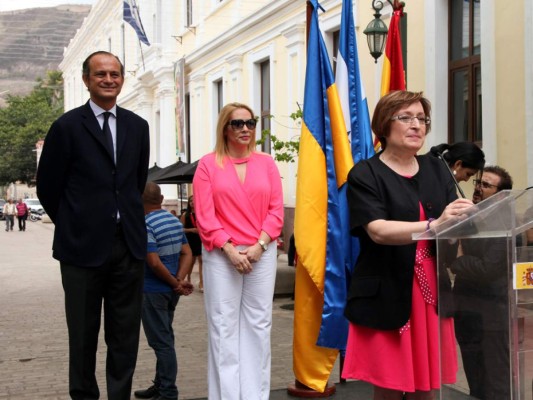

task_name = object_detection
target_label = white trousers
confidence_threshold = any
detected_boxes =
[202,243,277,400]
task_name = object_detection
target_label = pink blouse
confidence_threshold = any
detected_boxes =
[192,152,284,251]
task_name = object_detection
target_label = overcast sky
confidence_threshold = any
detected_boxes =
[0,0,96,12]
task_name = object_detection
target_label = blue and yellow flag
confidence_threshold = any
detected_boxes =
[293,0,354,392]
[315,0,375,352]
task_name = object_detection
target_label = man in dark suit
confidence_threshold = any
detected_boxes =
[37,51,150,400]
[451,165,514,400]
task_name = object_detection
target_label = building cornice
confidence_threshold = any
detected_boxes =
[186,0,302,67]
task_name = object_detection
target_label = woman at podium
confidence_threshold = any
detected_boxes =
[342,90,473,399]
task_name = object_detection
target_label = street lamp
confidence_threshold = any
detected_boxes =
[363,0,405,63]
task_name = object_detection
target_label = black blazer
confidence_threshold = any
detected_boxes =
[37,101,150,266]
[344,153,457,330]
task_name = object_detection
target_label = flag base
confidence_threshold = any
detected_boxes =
[287,380,336,397]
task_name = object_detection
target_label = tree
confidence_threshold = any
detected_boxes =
[0,71,63,186]
[257,109,302,163]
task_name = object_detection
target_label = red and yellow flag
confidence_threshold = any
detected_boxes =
[374,9,405,151]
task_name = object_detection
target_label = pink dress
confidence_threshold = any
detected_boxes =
[342,206,457,393]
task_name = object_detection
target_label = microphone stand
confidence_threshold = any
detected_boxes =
[433,150,466,198]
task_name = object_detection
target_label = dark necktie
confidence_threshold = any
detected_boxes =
[102,112,115,162]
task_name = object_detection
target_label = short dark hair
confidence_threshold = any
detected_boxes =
[372,91,431,150]
[82,51,124,77]
[142,182,162,205]
[483,165,513,191]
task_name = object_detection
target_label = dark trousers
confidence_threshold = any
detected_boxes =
[60,228,144,400]
[455,309,511,400]
[141,292,180,399]
[17,215,27,231]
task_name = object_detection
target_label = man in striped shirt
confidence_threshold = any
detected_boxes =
[135,182,193,400]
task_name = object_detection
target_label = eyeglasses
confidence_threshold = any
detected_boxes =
[390,115,431,125]
[227,119,257,130]
[473,179,499,189]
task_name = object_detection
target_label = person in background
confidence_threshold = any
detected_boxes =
[192,102,284,400]
[342,90,473,400]
[36,51,150,400]
[180,195,204,291]
[3,198,16,232]
[525,205,533,246]
[451,165,513,399]
[287,233,297,267]
[430,142,485,183]
[134,182,193,400]
[16,198,28,232]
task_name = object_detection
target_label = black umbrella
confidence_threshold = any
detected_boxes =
[151,160,199,212]
[153,160,199,184]
[146,163,162,180]
[147,160,189,182]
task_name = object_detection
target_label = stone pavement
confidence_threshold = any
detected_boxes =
[0,220,344,400]
[0,219,479,400]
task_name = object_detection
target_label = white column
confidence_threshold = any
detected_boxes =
[281,24,305,207]
[226,54,243,102]
[526,0,533,187]
[135,86,156,166]
[190,73,207,159]
[424,0,449,150]
[155,71,178,201]
[480,0,497,164]
[160,0,179,54]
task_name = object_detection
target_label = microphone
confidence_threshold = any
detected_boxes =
[430,146,466,198]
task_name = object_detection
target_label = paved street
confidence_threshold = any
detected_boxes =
[1,219,489,400]
[0,219,342,399]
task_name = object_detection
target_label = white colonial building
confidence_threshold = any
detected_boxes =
[61,0,533,208]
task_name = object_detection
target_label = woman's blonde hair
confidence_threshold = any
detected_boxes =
[214,102,257,166]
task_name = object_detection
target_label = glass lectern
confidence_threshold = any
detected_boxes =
[415,189,533,399]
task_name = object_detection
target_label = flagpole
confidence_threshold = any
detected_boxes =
[138,40,146,71]
[287,1,336,397]
[306,0,312,42]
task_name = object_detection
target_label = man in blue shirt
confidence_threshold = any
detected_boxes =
[135,182,194,400]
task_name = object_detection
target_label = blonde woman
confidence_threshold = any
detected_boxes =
[193,102,283,400]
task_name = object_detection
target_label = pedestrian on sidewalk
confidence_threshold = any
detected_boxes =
[180,195,203,292]
[36,50,150,400]
[3,198,16,231]
[193,102,284,400]
[134,182,194,400]
[16,198,28,231]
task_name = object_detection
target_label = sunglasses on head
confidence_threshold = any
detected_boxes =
[228,119,257,130]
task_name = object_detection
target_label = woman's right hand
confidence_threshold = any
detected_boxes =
[223,244,253,274]
[435,198,474,226]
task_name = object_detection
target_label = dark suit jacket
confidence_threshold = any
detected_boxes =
[37,101,150,266]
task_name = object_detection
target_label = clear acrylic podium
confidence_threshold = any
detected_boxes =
[415,189,533,399]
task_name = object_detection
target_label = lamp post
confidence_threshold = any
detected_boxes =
[363,0,405,63]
